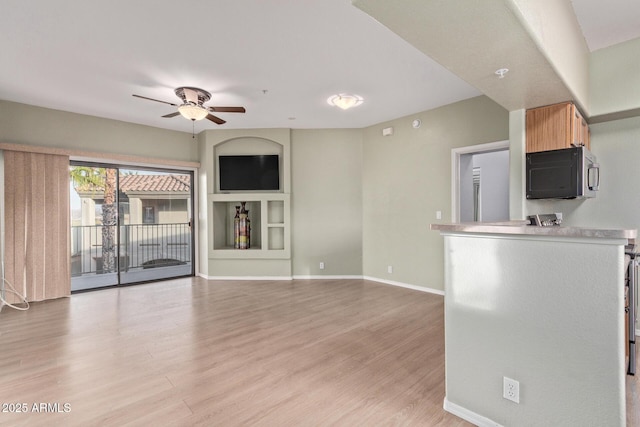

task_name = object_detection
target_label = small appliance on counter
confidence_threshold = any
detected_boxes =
[528,213,562,227]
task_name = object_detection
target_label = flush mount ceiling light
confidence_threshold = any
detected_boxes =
[327,94,364,110]
[178,103,209,121]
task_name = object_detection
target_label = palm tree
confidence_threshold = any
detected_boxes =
[70,166,117,273]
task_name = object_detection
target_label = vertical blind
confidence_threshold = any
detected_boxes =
[3,150,70,302]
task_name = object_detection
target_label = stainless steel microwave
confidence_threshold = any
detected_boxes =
[526,146,599,199]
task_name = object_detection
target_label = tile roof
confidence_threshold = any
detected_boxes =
[119,174,190,193]
[74,174,190,194]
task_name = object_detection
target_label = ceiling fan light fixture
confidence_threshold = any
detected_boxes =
[178,103,208,121]
[327,94,363,110]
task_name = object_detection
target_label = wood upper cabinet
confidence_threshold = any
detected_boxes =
[526,102,590,153]
[572,106,590,150]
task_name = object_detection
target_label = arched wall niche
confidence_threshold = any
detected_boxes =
[205,131,292,272]
[215,136,282,156]
[213,137,285,194]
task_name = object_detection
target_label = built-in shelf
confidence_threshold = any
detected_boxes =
[207,133,292,272]
[209,193,290,259]
[268,200,285,224]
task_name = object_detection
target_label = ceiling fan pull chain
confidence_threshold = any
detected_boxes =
[192,120,195,139]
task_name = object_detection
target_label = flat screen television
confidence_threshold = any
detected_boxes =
[219,155,280,191]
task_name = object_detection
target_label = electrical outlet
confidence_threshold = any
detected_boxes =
[436,210,442,220]
[503,377,520,403]
[319,262,325,270]
[387,265,393,274]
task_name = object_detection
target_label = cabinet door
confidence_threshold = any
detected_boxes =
[526,103,572,153]
[571,106,581,147]
[582,117,591,150]
[571,106,589,148]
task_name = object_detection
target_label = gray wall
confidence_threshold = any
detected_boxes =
[0,100,198,162]
[197,132,208,277]
[590,38,640,116]
[362,96,509,291]
[291,129,363,277]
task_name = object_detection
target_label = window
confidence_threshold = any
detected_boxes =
[143,206,155,224]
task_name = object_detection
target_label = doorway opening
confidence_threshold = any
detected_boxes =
[69,162,194,291]
[451,140,510,223]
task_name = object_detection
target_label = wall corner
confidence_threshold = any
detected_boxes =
[509,109,526,220]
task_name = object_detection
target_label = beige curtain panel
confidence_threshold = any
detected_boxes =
[3,150,70,302]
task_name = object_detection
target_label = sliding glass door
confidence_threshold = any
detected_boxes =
[70,165,119,290]
[117,168,193,284]
[70,163,194,291]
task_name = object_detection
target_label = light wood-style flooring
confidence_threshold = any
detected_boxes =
[0,278,468,426]
[0,277,638,426]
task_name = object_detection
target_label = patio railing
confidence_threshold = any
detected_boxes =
[70,223,191,276]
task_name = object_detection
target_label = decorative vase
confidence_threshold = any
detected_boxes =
[238,202,250,249]
[234,206,240,249]
[246,211,251,249]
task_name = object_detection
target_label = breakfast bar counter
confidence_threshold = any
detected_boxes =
[431,221,635,426]
[430,220,636,241]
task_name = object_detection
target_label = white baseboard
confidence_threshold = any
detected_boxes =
[292,275,364,280]
[202,275,362,281]
[199,275,293,281]
[363,276,445,296]
[443,397,503,427]
[196,272,445,295]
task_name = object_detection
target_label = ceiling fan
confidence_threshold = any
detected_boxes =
[133,86,245,125]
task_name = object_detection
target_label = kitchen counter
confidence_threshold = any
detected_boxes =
[432,220,630,426]
[430,221,637,242]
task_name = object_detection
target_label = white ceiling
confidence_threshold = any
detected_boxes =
[570,0,640,51]
[0,1,638,133]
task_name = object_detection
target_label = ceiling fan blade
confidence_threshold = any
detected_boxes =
[206,114,226,125]
[132,94,178,107]
[183,87,199,105]
[208,106,246,113]
[162,111,181,118]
